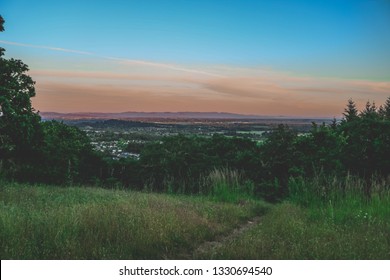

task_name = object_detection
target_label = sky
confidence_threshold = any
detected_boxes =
[1,0,390,117]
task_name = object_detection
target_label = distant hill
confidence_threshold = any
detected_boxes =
[39,111,315,120]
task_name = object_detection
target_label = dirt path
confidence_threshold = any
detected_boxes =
[191,216,262,258]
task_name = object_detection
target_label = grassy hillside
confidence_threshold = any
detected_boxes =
[197,176,390,259]
[0,182,268,259]
[1,177,389,260]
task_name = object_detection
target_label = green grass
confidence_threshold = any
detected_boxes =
[196,202,390,259]
[0,181,268,259]
[204,168,255,203]
[196,176,390,260]
[2,176,389,260]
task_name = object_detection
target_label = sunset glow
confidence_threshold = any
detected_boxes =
[1,0,389,117]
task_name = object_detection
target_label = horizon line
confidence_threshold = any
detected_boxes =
[38,111,337,119]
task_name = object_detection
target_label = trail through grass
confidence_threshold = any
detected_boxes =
[197,183,390,260]
[2,176,389,260]
[0,182,269,259]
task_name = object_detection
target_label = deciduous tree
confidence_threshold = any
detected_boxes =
[0,15,41,174]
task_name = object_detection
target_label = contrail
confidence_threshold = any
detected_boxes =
[0,40,94,55]
[0,40,224,78]
[109,57,225,78]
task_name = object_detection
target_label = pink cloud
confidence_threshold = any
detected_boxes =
[26,57,389,117]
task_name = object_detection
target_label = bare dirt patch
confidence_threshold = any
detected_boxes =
[191,216,263,259]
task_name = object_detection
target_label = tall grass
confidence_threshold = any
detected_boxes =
[289,174,390,225]
[197,176,390,259]
[200,168,255,203]
[0,181,268,259]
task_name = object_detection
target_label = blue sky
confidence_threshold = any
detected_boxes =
[1,0,389,115]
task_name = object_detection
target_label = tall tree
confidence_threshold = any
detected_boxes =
[0,15,4,32]
[342,98,359,122]
[383,96,390,119]
[361,100,378,119]
[0,16,41,173]
[260,124,297,199]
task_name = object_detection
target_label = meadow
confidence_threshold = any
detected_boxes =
[1,175,389,259]
[0,181,268,259]
[2,9,390,261]
[197,175,390,259]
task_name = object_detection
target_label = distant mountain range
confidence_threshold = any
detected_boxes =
[40,111,324,120]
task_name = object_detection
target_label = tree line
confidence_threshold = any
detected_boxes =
[1,15,390,201]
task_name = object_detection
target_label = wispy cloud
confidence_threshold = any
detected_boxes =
[0,40,94,55]
[1,40,222,77]
[30,67,390,116]
[32,70,390,117]
[3,40,389,116]
[107,57,225,78]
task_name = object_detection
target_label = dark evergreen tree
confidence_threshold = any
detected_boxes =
[378,105,386,118]
[361,101,378,119]
[342,98,358,122]
[383,96,390,119]
[0,15,4,32]
[259,124,297,200]
[330,117,338,130]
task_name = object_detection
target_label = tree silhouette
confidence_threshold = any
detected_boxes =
[0,15,4,32]
[343,98,358,122]
[361,101,378,119]
[383,96,390,119]
[0,15,41,174]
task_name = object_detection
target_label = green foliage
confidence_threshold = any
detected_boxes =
[1,19,390,203]
[125,141,146,154]
[383,96,390,119]
[1,94,389,203]
[103,157,142,189]
[202,168,255,203]
[0,15,42,179]
[0,16,4,58]
[0,38,41,162]
[293,123,346,177]
[259,124,297,198]
[343,98,359,122]
[13,121,103,185]
[338,100,390,194]
[139,134,260,195]
[250,98,390,200]
[197,185,390,260]
[0,15,4,32]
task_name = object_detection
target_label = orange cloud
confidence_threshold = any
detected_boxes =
[29,60,390,117]
[7,39,387,116]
